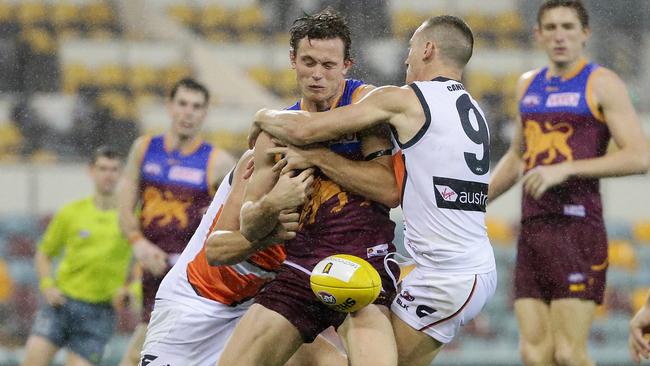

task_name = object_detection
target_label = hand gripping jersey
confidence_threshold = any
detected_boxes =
[396,77,495,274]
[156,159,285,315]
[285,79,396,272]
[138,134,217,254]
[519,60,610,225]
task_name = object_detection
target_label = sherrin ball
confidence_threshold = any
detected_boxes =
[310,254,381,313]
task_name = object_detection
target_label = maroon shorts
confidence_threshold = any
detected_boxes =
[255,257,397,343]
[514,217,608,304]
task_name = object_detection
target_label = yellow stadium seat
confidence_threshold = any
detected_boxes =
[0,2,14,23]
[486,217,514,246]
[465,11,491,35]
[57,27,82,40]
[274,68,298,99]
[168,4,195,26]
[204,30,232,43]
[392,10,425,39]
[632,287,650,312]
[129,65,158,93]
[163,65,192,91]
[248,66,273,88]
[494,11,525,34]
[467,71,498,98]
[0,124,23,156]
[205,131,247,152]
[51,2,79,28]
[30,149,58,163]
[608,239,637,271]
[82,2,114,27]
[200,5,229,30]
[17,2,47,25]
[633,221,650,243]
[98,91,132,120]
[21,27,57,55]
[96,64,126,89]
[88,28,115,39]
[233,6,264,33]
[63,63,91,93]
[240,31,263,43]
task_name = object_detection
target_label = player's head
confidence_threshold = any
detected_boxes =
[167,78,210,139]
[535,0,590,66]
[89,145,123,196]
[289,8,353,107]
[405,15,474,84]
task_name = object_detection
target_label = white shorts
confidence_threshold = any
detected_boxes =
[391,267,497,344]
[139,298,248,366]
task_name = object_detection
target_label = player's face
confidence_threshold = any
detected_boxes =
[291,37,351,107]
[167,86,208,139]
[404,26,426,84]
[90,157,122,196]
[535,7,590,66]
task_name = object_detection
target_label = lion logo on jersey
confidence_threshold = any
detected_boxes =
[141,186,191,228]
[300,177,348,227]
[523,120,574,169]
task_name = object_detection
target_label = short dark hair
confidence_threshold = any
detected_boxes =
[168,78,210,105]
[290,7,352,61]
[90,145,122,165]
[421,15,474,68]
[537,0,589,29]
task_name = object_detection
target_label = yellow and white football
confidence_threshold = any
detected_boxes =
[310,254,381,313]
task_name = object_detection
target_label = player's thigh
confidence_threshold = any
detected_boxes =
[68,300,115,365]
[391,312,443,366]
[550,298,596,348]
[21,335,60,366]
[219,303,303,366]
[514,298,553,345]
[285,328,347,366]
[339,304,396,366]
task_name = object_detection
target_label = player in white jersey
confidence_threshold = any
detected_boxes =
[139,150,345,366]
[251,15,496,366]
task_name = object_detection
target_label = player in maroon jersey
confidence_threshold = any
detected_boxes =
[489,1,649,365]
[218,8,400,366]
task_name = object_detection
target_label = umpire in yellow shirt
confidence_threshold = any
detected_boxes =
[21,146,134,366]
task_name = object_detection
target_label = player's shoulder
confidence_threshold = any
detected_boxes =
[588,65,624,89]
[519,68,543,86]
[58,197,93,218]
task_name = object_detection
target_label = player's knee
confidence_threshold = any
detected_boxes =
[520,339,553,366]
[554,342,589,366]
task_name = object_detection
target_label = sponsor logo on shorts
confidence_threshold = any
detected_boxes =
[416,305,437,318]
[433,177,488,212]
[396,297,409,310]
[399,290,415,302]
[318,291,337,305]
[367,243,389,258]
[140,354,158,366]
[546,92,581,107]
[568,272,586,283]
[563,204,586,217]
[78,229,90,238]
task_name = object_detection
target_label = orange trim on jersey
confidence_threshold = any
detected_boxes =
[185,205,286,305]
[585,67,606,123]
[591,258,608,271]
[419,275,478,331]
[351,84,371,103]
[392,151,406,204]
[205,148,220,196]
[136,135,153,169]
[546,58,587,81]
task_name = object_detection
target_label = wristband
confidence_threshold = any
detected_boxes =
[39,276,55,291]
[127,231,144,245]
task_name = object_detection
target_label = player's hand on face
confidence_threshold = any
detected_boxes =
[132,238,169,277]
[522,163,571,200]
[268,168,315,210]
[629,306,650,364]
[267,146,315,175]
[43,287,66,307]
[243,157,255,180]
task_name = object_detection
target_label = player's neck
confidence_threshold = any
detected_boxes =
[424,64,462,83]
[165,132,198,151]
[93,194,115,211]
[547,57,586,78]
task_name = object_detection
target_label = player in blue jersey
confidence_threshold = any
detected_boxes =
[488,1,649,365]
[117,78,235,366]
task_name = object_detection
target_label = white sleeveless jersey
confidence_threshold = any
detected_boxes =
[397,78,495,274]
[155,168,243,317]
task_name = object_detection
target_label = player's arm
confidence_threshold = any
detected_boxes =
[240,132,313,242]
[487,72,532,202]
[207,149,237,194]
[116,136,167,275]
[254,86,411,146]
[629,290,650,363]
[205,151,300,265]
[35,209,67,306]
[564,68,649,177]
[522,68,650,199]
